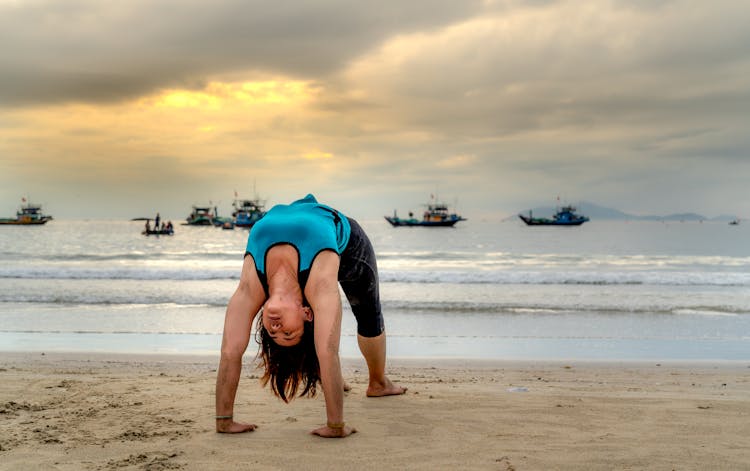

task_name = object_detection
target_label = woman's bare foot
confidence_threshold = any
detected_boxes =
[216,419,257,433]
[311,423,357,438]
[366,377,407,397]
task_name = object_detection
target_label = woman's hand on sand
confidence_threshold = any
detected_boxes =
[311,424,357,438]
[216,419,257,433]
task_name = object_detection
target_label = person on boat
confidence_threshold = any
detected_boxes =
[144,220,151,232]
[215,194,406,438]
[154,213,161,231]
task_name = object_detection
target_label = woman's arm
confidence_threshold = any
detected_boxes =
[215,256,266,433]
[306,251,356,438]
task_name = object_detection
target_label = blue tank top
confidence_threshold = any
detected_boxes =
[245,194,351,281]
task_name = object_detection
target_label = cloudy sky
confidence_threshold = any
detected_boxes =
[1,0,748,220]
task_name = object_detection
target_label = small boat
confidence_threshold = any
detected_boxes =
[729,218,740,225]
[385,198,466,227]
[141,218,174,236]
[212,216,234,227]
[183,206,215,225]
[0,200,53,225]
[232,197,266,228]
[519,205,589,226]
[142,228,174,236]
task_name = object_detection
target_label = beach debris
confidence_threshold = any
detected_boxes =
[56,379,76,388]
[507,387,529,393]
[107,452,182,469]
[495,456,516,471]
[1,401,45,414]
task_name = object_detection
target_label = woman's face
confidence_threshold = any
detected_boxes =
[262,296,312,347]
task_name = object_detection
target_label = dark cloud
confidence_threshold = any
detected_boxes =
[0,0,484,106]
[1,0,749,218]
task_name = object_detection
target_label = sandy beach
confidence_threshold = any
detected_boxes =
[1,352,748,470]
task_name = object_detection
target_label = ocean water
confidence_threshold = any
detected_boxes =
[1,218,749,361]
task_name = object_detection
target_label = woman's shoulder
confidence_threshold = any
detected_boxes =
[291,194,318,205]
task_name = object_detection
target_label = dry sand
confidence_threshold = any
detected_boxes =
[1,352,749,470]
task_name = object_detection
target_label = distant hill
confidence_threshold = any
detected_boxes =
[522,201,734,222]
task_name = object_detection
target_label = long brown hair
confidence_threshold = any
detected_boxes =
[255,315,319,403]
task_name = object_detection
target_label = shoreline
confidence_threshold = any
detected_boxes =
[3,328,748,362]
[3,350,750,368]
[2,352,749,470]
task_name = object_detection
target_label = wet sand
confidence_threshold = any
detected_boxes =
[1,352,749,470]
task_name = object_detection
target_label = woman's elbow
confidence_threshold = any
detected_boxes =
[315,341,340,362]
[221,343,246,363]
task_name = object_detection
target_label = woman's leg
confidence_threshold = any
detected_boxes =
[339,218,405,396]
[357,332,407,396]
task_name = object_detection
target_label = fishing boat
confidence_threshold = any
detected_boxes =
[183,206,215,226]
[142,228,174,236]
[232,197,266,228]
[0,200,53,225]
[729,218,740,225]
[519,205,589,226]
[211,215,234,227]
[140,218,174,236]
[385,198,466,227]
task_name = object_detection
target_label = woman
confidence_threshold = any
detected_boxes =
[215,194,406,438]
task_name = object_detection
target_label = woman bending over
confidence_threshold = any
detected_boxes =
[215,194,406,438]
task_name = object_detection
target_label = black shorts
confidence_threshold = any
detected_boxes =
[338,218,385,338]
